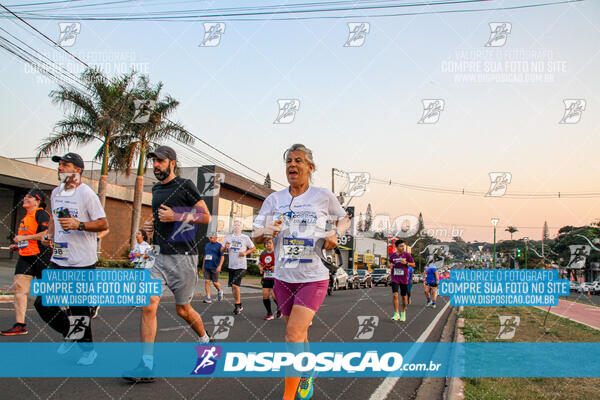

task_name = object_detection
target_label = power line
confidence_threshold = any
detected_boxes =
[1,1,283,189]
[369,177,600,199]
[1,0,581,21]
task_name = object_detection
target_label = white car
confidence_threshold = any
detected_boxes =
[570,282,583,292]
[578,282,597,294]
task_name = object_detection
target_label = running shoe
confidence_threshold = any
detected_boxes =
[276,310,282,319]
[1,323,28,335]
[57,339,76,355]
[432,303,437,309]
[122,361,156,383]
[391,312,400,321]
[400,312,406,322]
[203,297,212,304]
[425,300,432,307]
[264,314,274,321]
[233,305,243,315]
[297,375,314,399]
[217,291,224,301]
[91,306,100,319]
[77,350,97,366]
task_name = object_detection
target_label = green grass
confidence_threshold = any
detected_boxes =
[461,306,600,399]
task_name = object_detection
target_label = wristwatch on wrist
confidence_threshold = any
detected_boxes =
[78,222,85,231]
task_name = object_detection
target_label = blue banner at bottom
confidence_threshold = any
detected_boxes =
[1,343,599,378]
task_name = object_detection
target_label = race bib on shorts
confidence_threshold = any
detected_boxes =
[18,241,28,249]
[280,237,314,263]
[205,255,213,261]
[263,269,274,278]
[53,242,69,260]
[393,268,405,276]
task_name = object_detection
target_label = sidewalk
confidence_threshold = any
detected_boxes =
[536,299,600,331]
[0,260,263,294]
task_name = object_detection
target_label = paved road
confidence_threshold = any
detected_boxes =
[0,283,451,400]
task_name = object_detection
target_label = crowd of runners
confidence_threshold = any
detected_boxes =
[0,143,442,400]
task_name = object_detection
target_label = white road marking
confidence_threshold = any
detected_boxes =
[369,301,451,400]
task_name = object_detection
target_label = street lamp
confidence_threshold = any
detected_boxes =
[491,218,499,268]
[523,237,529,269]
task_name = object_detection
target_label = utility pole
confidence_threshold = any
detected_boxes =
[332,168,335,193]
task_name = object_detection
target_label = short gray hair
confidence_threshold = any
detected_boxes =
[283,144,316,177]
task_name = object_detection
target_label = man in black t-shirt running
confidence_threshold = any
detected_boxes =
[123,146,212,383]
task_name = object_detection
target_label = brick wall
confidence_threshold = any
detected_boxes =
[101,198,152,259]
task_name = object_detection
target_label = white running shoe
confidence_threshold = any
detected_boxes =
[77,350,98,366]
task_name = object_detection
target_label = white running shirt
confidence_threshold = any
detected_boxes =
[50,183,106,267]
[253,186,346,283]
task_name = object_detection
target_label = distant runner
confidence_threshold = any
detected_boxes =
[387,240,415,321]
[424,261,440,308]
[258,237,280,320]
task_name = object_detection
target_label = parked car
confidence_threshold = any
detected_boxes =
[356,269,373,288]
[577,282,596,294]
[328,267,350,295]
[570,281,583,292]
[371,268,390,286]
[345,269,360,289]
[413,273,424,283]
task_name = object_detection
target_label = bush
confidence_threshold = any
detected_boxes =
[97,258,133,269]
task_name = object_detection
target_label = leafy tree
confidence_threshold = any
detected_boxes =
[542,221,550,242]
[111,74,192,248]
[36,68,136,207]
[365,203,373,232]
[505,226,518,240]
[264,173,271,188]
[418,212,425,234]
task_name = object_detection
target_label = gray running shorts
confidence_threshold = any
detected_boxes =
[150,253,198,305]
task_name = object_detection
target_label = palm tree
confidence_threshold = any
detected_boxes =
[505,226,518,240]
[36,68,136,208]
[111,75,193,248]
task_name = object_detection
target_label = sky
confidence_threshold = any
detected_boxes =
[1,0,599,242]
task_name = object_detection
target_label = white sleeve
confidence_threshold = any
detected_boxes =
[84,186,107,221]
[245,235,255,249]
[133,244,141,253]
[253,194,275,229]
[326,189,346,220]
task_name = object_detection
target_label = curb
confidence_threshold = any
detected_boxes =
[444,306,465,400]
[0,295,14,303]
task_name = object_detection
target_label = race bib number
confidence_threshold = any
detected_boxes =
[205,255,213,261]
[230,241,242,251]
[393,268,405,276]
[280,238,314,263]
[53,242,69,260]
[263,269,274,278]
[17,241,28,249]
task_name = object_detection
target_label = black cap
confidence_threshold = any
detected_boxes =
[26,189,46,208]
[51,152,85,170]
[148,145,177,161]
